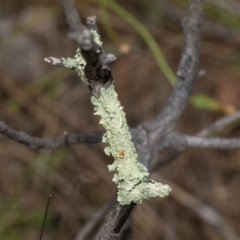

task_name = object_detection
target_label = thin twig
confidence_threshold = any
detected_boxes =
[197,110,240,137]
[58,0,82,32]
[39,194,52,240]
[153,110,240,168]
[65,131,82,174]
[147,0,203,136]
[0,121,103,149]
[164,1,240,45]
[58,0,93,50]
[44,57,70,68]
[170,134,240,149]
[0,121,145,150]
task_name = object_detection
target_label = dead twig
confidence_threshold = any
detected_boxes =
[0,121,103,149]
[153,110,240,168]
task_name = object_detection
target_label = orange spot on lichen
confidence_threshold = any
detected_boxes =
[116,151,125,158]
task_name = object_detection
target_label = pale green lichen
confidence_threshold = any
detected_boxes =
[61,29,102,85]
[90,29,102,47]
[91,85,171,205]
[61,57,76,69]
[62,27,171,205]
[62,48,88,85]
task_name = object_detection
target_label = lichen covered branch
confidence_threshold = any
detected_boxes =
[57,19,171,205]
[91,85,171,205]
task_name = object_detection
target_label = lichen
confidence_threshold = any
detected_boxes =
[61,29,103,85]
[62,48,88,85]
[90,29,102,47]
[91,85,171,205]
[62,26,171,205]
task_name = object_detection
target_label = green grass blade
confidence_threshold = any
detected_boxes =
[99,0,176,85]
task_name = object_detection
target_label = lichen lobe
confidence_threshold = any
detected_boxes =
[91,85,171,205]
[61,29,103,86]
[62,48,88,85]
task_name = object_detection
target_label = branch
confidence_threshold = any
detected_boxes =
[197,110,240,137]
[44,57,70,68]
[171,134,240,150]
[167,110,240,150]
[95,203,136,240]
[153,110,240,169]
[148,0,203,134]
[58,0,82,32]
[56,1,171,239]
[0,121,103,149]
[164,1,240,45]
[47,2,151,236]
[91,1,203,238]
[58,0,93,50]
[58,0,114,99]
[44,53,116,69]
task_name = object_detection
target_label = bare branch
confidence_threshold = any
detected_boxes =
[58,0,93,50]
[166,111,240,150]
[0,121,146,153]
[164,1,240,45]
[153,110,240,169]
[95,203,136,240]
[58,0,82,32]
[148,0,203,134]
[44,57,69,68]
[0,121,103,149]
[101,53,117,65]
[197,111,240,137]
[171,134,240,150]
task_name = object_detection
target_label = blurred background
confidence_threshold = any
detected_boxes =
[0,0,240,239]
